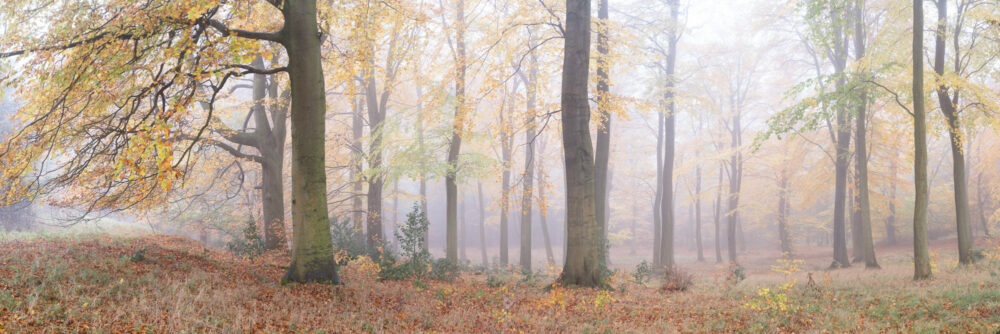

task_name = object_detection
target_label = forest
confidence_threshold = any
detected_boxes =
[0,0,999,332]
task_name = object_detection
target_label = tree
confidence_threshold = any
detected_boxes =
[0,0,340,283]
[518,28,540,272]
[912,0,933,280]
[932,0,974,265]
[852,0,879,269]
[445,0,468,264]
[594,0,613,269]
[659,0,680,269]
[557,0,602,287]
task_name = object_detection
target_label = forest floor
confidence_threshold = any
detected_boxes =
[1,232,998,333]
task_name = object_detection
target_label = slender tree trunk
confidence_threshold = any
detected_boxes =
[659,0,679,269]
[519,36,539,271]
[853,1,879,268]
[778,167,792,255]
[714,163,723,263]
[537,143,556,267]
[630,202,637,255]
[695,165,704,261]
[912,0,932,280]
[594,0,612,269]
[460,194,467,262]
[478,182,489,266]
[500,130,512,266]
[933,0,973,264]
[886,158,898,244]
[977,173,991,237]
[828,4,852,269]
[557,0,602,287]
[283,0,339,283]
[653,112,664,267]
[351,96,365,242]
[365,71,385,258]
[726,104,741,263]
[445,0,467,264]
[417,86,429,251]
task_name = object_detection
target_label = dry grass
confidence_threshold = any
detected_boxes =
[0,234,998,332]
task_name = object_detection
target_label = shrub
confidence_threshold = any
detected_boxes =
[632,260,654,284]
[661,266,694,292]
[429,258,460,282]
[727,263,746,286]
[226,218,264,257]
[379,203,444,281]
[329,216,366,265]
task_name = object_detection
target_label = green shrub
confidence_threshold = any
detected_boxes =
[226,218,264,257]
[429,258,460,282]
[378,203,435,281]
[727,263,747,285]
[632,260,653,284]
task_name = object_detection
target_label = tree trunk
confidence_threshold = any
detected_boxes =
[653,112,664,267]
[658,0,679,269]
[351,96,365,243]
[977,173,990,237]
[853,1,879,268]
[537,142,556,267]
[594,0,612,270]
[714,163,723,263]
[283,0,340,284]
[933,0,973,265]
[726,104,741,263]
[365,71,385,257]
[912,0,932,280]
[827,3,852,269]
[417,86,430,252]
[500,126,512,266]
[460,194,467,262]
[557,0,602,287]
[445,0,467,264]
[695,165,704,261]
[886,158,898,244]
[778,167,792,255]
[519,36,538,271]
[478,182,489,266]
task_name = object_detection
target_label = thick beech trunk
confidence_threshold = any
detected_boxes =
[283,0,340,283]
[557,0,602,287]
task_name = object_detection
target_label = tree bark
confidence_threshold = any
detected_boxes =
[912,0,932,280]
[557,0,602,287]
[519,32,539,271]
[726,100,742,263]
[886,157,898,244]
[282,0,340,284]
[445,0,467,264]
[977,173,991,237]
[932,0,973,265]
[695,164,704,261]
[351,96,365,244]
[417,86,429,251]
[460,193,467,262]
[853,0,879,269]
[364,66,385,258]
[658,0,679,269]
[537,140,556,267]
[653,112,664,267]
[778,167,792,255]
[714,163,723,263]
[594,0,612,270]
[829,10,852,268]
[478,182,489,266]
